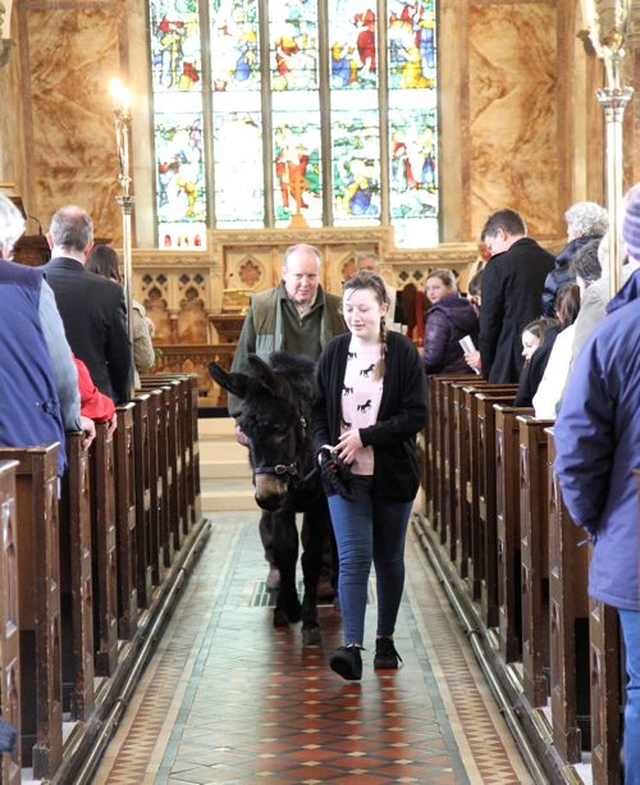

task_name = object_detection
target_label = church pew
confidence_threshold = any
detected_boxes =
[418,376,626,784]
[58,432,95,721]
[589,599,622,784]
[475,389,517,628]
[0,460,22,785]
[173,373,201,530]
[426,374,445,537]
[164,376,189,539]
[425,375,438,526]
[518,415,553,709]
[150,380,183,553]
[175,376,193,536]
[89,421,118,677]
[451,381,473,579]
[132,393,155,607]
[113,404,139,638]
[452,378,508,582]
[462,384,518,602]
[144,385,174,568]
[0,372,206,782]
[185,374,202,527]
[494,403,533,663]
[0,444,62,778]
[428,374,472,545]
[546,431,591,765]
[440,377,462,559]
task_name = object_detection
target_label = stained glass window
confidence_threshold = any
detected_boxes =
[150,1,207,247]
[388,0,438,246]
[148,0,439,247]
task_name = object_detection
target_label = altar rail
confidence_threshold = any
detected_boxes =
[0,374,209,784]
[416,375,628,785]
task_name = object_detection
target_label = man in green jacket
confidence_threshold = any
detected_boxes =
[229,243,346,591]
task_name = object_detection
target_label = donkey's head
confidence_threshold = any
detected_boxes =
[209,353,316,512]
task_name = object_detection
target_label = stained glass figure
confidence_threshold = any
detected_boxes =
[150,0,202,91]
[388,0,436,90]
[154,95,207,247]
[213,104,265,226]
[387,0,438,246]
[331,101,381,224]
[272,107,322,227]
[210,0,260,91]
[328,1,378,89]
[150,1,206,246]
[269,1,319,91]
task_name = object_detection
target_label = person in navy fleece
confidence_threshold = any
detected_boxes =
[554,185,640,785]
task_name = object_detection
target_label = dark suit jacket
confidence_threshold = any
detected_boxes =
[479,238,555,383]
[42,256,133,404]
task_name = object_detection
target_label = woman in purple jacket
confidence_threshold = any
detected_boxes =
[422,268,479,374]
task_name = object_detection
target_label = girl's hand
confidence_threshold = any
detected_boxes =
[334,430,363,465]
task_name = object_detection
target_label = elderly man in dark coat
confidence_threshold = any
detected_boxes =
[42,205,133,405]
[479,209,555,383]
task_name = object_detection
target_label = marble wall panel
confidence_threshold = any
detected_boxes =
[469,2,561,240]
[8,0,606,259]
[0,1,28,208]
[24,0,126,239]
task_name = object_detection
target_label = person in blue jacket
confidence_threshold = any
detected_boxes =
[553,187,640,785]
[0,194,83,476]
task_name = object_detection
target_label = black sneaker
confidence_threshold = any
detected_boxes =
[329,645,363,681]
[374,638,402,669]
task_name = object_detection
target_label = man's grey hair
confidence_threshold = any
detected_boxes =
[49,205,94,253]
[565,202,608,238]
[569,238,602,285]
[283,243,322,270]
[0,194,26,258]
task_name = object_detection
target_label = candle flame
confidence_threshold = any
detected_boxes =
[110,78,131,112]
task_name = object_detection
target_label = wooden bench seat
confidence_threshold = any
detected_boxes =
[0,444,62,778]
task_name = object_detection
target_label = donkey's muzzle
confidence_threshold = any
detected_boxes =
[254,474,289,512]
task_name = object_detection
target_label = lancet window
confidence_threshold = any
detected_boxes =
[149,0,438,248]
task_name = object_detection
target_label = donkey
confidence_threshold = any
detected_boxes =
[209,352,330,646]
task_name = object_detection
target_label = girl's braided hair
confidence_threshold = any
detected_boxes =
[343,270,390,380]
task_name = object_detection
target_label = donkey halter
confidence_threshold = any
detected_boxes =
[251,412,307,482]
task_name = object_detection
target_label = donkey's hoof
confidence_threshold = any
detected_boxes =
[302,625,321,646]
[273,608,290,627]
[273,605,301,627]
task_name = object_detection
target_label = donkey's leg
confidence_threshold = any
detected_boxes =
[299,492,329,645]
[270,508,301,627]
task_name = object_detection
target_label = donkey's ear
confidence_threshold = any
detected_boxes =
[247,354,279,395]
[208,363,249,399]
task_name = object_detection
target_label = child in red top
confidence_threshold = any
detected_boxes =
[74,355,117,448]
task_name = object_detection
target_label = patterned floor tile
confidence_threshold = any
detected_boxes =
[93,512,534,785]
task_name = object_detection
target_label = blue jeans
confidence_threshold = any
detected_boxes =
[328,476,412,646]
[619,609,640,785]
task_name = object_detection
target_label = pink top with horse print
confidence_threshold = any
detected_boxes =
[340,342,383,476]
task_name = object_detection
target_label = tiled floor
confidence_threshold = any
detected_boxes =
[93,512,534,784]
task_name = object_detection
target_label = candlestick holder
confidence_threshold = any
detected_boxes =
[111,79,136,398]
[585,0,634,297]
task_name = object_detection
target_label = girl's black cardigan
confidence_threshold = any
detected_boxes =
[313,331,427,503]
